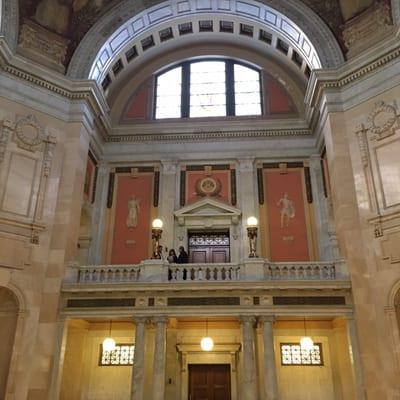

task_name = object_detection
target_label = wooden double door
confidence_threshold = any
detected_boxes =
[189,364,231,400]
[188,231,230,263]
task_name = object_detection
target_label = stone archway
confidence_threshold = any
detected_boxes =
[67,0,345,80]
[0,286,19,399]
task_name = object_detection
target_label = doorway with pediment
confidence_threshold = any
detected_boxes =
[174,198,242,264]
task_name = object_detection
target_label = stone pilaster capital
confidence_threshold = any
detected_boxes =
[237,158,255,173]
[133,316,147,326]
[239,315,256,325]
[161,159,178,175]
[97,160,109,170]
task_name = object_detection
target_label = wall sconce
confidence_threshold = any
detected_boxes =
[300,317,314,351]
[246,216,258,258]
[152,218,163,259]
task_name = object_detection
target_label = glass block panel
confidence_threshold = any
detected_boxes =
[100,343,135,366]
[280,343,323,366]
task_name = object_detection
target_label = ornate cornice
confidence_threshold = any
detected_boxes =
[306,38,400,109]
[105,128,312,143]
[0,38,109,131]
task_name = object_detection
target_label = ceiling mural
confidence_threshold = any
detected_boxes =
[17,0,381,68]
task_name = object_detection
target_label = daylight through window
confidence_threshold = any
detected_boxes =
[280,343,323,366]
[155,59,261,119]
[100,344,135,366]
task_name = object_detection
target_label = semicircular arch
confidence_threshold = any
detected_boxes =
[67,0,344,81]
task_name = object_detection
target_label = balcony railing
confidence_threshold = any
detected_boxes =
[169,263,240,282]
[65,259,348,285]
[267,261,336,280]
[78,264,141,284]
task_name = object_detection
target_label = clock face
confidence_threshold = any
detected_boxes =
[195,176,221,197]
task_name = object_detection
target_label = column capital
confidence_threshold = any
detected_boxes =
[238,158,255,173]
[133,316,148,325]
[161,159,178,175]
[239,315,257,325]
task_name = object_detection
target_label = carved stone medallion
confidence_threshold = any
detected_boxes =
[367,101,399,139]
[195,176,222,197]
[14,114,46,151]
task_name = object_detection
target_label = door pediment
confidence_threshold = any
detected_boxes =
[174,198,241,226]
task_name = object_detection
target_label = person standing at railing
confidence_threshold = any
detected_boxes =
[177,246,188,264]
[167,249,178,263]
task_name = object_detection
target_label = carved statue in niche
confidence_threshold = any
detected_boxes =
[126,196,140,229]
[277,193,295,228]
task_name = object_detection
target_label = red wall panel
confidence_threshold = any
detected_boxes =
[111,175,153,264]
[264,170,309,261]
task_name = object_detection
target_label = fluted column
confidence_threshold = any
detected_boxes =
[239,315,258,400]
[346,317,366,400]
[130,317,147,400]
[260,316,279,400]
[152,316,168,400]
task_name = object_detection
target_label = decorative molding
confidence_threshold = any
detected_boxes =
[0,119,13,163]
[161,160,178,175]
[43,135,57,177]
[304,166,313,203]
[355,124,370,167]
[14,114,46,152]
[366,100,399,140]
[238,158,255,173]
[342,1,393,59]
[257,168,264,205]
[18,20,69,73]
[0,38,109,134]
[105,128,312,143]
[307,42,400,110]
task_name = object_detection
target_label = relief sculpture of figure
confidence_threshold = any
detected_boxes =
[126,196,140,229]
[277,193,295,228]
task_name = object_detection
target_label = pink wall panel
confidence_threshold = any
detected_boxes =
[111,175,153,264]
[264,170,310,261]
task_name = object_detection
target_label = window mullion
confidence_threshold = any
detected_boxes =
[181,62,190,118]
[226,61,235,116]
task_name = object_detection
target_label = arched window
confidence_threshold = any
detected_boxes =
[155,59,262,119]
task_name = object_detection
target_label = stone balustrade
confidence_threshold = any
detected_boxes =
[77,264,141,283]
[66,259,348,285]
[169,263,240,282]
[267,261,338,280]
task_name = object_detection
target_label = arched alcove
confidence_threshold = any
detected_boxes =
[0,286,19,398]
